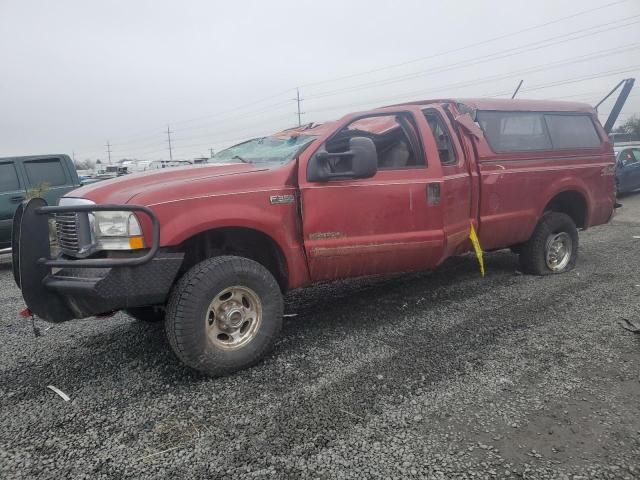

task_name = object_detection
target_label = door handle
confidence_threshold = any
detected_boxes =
[10,196,25,203]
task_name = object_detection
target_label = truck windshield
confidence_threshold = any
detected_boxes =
[212,135,317,165]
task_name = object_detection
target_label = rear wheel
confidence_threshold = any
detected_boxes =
[165,255,283,376]
[520,212,578,275]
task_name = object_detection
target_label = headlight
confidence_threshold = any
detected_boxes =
[92,211,145,250]
[57,198,145,252]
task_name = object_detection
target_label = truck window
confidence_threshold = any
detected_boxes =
[424,111,457,165]
[621,148,640,166]
[23,158,67,187]
[325,114,423,171]
[0,162,20,191]
[543,114,601,149]
[476,111,552,153]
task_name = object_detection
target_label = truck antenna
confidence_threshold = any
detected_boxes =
[511,80,524,99]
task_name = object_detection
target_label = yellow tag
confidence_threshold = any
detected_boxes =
[469,222,485,278]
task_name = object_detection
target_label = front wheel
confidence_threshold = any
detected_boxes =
[520,212,578,275]
[165,256,283,376]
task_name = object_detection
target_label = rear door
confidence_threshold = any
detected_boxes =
[298,109,449,282]
[423,106,473,258]
[0,160,27,248]
[19,156,78,206]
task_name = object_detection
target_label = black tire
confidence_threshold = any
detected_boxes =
[520,212,578,275]
[125,306,165,323]
[165,255,283,376]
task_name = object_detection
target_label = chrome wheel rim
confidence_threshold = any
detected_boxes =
[206,286,263,350]
[545,232,572,272]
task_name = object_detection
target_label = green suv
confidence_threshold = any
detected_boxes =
[0,155,80,251]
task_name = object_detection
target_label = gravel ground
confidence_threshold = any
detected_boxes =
[1,195,640,479]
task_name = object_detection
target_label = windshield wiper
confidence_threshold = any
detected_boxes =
[232,155,251,164]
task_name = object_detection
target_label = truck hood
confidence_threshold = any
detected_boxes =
[66,162,269,205]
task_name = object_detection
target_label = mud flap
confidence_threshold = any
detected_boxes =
[18,198,75,322]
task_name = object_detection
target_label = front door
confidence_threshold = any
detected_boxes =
[0,160,26,248]
[299,110,447,282]
[618,148,640,193]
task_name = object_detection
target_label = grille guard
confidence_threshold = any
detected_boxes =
[37,202,160,268]
[12,198,163,322]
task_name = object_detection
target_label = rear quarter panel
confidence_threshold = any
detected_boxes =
[474,119,614,250]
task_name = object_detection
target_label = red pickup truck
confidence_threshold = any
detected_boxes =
[13,98,619,376]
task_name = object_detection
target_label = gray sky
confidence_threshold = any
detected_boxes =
[1,0,639,162]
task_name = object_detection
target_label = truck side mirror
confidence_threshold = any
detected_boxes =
[307,136,378,182]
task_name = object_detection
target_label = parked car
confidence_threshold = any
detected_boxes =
[127,159,194,172]
[13,98,618,376]
[614,146,640,194]
[0,154,80,251]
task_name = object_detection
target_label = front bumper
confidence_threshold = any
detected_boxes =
[13,198,183,322]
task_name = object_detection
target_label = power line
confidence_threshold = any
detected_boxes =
[82,1,633,154]
[170,113,294,144]
[304,56,640,117]
[298,0,631,89]
[497,67,640,96]
[304,17,640,101]
[103,66,640,160]
[169,88,296,128]
[81,1,637,159]
[82,1,633,156]
[171,99,293,134]
[89,64,640,161]
[107,32,640,156]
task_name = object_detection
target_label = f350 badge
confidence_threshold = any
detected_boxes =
[269,194,295,205]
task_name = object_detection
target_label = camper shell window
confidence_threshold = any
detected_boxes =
[477,111,601,153]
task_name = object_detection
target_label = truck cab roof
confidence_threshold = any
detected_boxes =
[389,98,596,114]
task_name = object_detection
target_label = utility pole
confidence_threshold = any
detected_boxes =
[210,148,215,158]
[511,80,524,99]
[105,141,112,164]
[293,88,305,126]
[166,125,174,161]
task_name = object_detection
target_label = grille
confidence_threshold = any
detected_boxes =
[55,212,80,254]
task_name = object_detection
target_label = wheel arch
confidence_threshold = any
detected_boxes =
[178,226,290,291]
[542,189,590,229]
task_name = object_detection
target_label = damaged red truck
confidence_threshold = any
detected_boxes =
[13,97,624,376]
